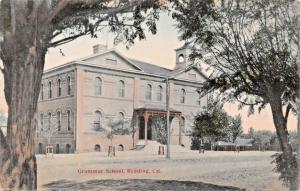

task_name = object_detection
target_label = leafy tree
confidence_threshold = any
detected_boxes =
[247,127,255,139]
[226,114,242,143]
[288,131,298,152]
[151,116,167,145]
[191,97,229,149]
[0,0,164,189]
[172,0,299,189]
[105,118,131,155]
[253,130,273,147]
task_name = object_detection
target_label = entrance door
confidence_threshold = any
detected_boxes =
[147,118,152,140]
[139,117,145,139]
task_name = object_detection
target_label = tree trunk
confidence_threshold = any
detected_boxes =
[0,43,46,190]
[269,92,297,190]
[297,113,300,189]
[0,2,50,189]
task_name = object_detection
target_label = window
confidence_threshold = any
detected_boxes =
[57,79,61,97]
[94,144,101,152]
[178,54,185,63]
[67,110,71,131]
[197,92,201,105]
[66,144,71,153]
[188,73,196,80]
[48,81,52,98]
[117,144,124,151]
[48,112,51,131]
[146,84,152,100]
[41,84,44,100]
[180,89,186,104]
[94,111,102,131]
[56,111,61,131]
[94,77,102,96]
[106,58,117,65]
[67,76,71,95]
[157,85,163,101]
[180,116,185,133]
[118,112,125,128]
[40,113,43,131]
[118,80,125,97]
[38,143,43,154]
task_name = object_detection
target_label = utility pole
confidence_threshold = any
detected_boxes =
[166,78,170,159]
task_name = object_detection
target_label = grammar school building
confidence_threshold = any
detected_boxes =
[36,44,208,154]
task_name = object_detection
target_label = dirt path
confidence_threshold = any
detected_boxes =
[37,151,286,191]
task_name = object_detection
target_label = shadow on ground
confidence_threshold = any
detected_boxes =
[43,179,245,191]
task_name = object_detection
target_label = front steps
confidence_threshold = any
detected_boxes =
[132,140,191,153]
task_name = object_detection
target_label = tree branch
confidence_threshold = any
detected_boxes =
[46,0,71,25]
[284,104,291,124]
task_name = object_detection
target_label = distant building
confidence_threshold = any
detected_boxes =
[36,44,208,154]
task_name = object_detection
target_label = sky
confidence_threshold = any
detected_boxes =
[0,12,297,133]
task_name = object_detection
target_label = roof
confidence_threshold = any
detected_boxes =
[216,138,253,147]
[175,42,192,51]
[135,104,181,113]
[128,58,172,77]
[44,48,209,81]
[235,138,253,147]
[216,141,235,146]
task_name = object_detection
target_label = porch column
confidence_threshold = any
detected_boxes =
[133,113,139,147]
[144,113,149,145]
[178,115,183,145]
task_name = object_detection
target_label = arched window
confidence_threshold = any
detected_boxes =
[48,81,52,98]
[178,54,185,63]
[118,112,124,120]
[57,79,61,97]
[67,76,71,95]
[180,116,185,132]
[180,89,186,104]
[56,144,60,154]
[117,144,124,151]
[94,77,102,96]
[94,111,102,131]
[40,113,44,132]
[157,85,163,101]
[38,143,43,154]
[56,111,61,131]
[94,144,101,152]
[41,84,44,100]
[48,112,51,131]
[67,110,71,131]
[197,92,201,105]
[118,112,125,128]
[146,84,152,100]
[118,80,125,97]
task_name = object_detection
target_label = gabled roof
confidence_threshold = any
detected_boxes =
[44,48,209,81]
[175,42,192,51]
[128,58,172,77]
[168,64,209,80]
[79,49,144,72]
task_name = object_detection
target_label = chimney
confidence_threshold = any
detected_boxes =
[93,44,108,54]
